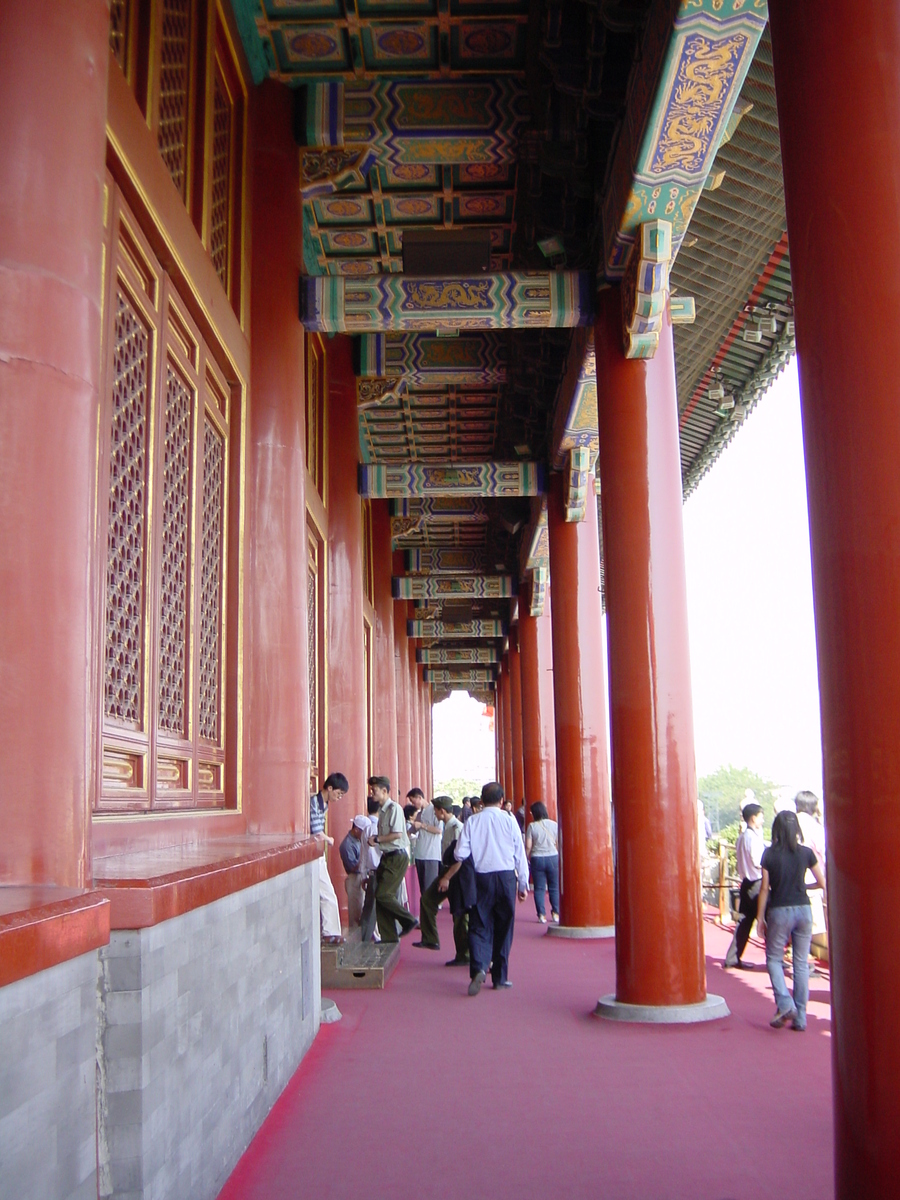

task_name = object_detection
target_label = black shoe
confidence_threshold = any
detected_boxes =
[468,970,486,996]
[400,919,419,938]
[445,957,469,967]
[412,940,439,950]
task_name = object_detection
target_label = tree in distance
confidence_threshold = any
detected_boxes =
[699,764,779,839]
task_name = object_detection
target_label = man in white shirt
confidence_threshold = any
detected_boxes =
[725,801,766,969]
[795,790,827,937]
[409,787,443,893]
[440,781,529,995]
[367,775,418,943]
[414,796,465,957]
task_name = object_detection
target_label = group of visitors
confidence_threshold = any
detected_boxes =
[725,790,827,1031]
[314,771,561,995]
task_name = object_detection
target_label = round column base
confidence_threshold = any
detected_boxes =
[320,998,343,1024]
[594,993,729,1024]
[546,924,615,939]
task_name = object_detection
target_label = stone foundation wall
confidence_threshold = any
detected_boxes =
[0,951,100,1200]
[98,860,319,1200]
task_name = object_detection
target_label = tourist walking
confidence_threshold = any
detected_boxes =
[724,801,765,968]
[414,796,468,960]
[440,781,529,995]
[409,787,443,894]
[310,773,348,945]
[368,776,418,943]
[525,801,559,923]
[757,810,826,1031]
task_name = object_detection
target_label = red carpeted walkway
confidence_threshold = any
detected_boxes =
[219,911,833,1200]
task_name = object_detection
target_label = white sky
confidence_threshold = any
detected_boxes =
[432,355,824,799]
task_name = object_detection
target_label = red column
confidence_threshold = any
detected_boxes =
[768,7,900,1191]
[393,599,411,802]
[372,501,398,791]
[495,678,505,784]
[408,638,421,790]
[0,0,108,887]
[547,474,615,931]
[325,336,368,921]
[595,290,707,1008]
[508,630,526,807]
[245,81,311,835]
[519,599,558,821]
[501,660,515,801]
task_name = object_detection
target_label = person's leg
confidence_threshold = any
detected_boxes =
[417,876,442,947]
[491,871,517,986]
[422,859,440,891]
[415,859,427,895]
[345,874,363,927]
[734,878,757,960]
[468,873,493,979]
[319,855,342,938]
[360,876,377,942]
[531,857,547,918]
[546,855,560,918]
[765,907,795,1018]
[789,906,814,1029]
[376,853,415,941]
[452,911,469,962]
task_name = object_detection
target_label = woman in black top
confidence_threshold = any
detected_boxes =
[757,810,826,1031]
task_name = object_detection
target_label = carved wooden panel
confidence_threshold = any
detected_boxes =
[199,416,225,743]
[157,362,193,737]
[105,284,151,728]
[210,66,232,290]
[158,0,193,198]
[109,0,130,72]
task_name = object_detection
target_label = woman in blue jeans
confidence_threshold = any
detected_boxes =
[525,802,559,923]
[757,810,826,1031]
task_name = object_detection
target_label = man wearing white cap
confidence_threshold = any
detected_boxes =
[339,816,369,927]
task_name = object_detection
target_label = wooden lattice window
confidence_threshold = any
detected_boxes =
[209,64,233,291]
[157,0,194,201]
[362,500,375,606]
[306,334,326,502]
[109,0,133,76]
[97,184,237,812]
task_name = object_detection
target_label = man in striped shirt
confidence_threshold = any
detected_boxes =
[310,773,348,945]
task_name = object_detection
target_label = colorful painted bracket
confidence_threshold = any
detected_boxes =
[359,461,545,498]
[407,619,507,639]
[393,575,515,600]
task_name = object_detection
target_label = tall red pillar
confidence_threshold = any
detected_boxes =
[519,598,558,821]
[325,336,368,921]
[408,638,421,791]
[501,660,515,802]
[769,7,900,1191]
[245,81,312,836]
[0,0,109,887]
[372,502,399,791]
[595,290,720,1017]
[393,599,412,802]
[547,475,615,933]
[496,677,506,785]
[508,630,526,807]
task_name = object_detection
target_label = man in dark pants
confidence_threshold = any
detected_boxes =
[368,775,418,943]
[725,801,766,969]
[414,795,468,960]
[440,781,529,994]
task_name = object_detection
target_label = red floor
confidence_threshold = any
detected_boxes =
[219,911,833,1200]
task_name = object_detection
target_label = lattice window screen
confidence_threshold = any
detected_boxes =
[210,68,232,291]
[109,0,130,72]
[157,363,193,736]
[199,416,225,743]
[105,286,151,727]
[158,0,192,199]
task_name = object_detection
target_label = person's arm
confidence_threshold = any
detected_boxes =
[809,857,826,892]
[412,813,442,835]
[525,829,533,860]
[438,860,462,892]
[756,867,771,936]
[513,821,530,897]
[372,804,402,845]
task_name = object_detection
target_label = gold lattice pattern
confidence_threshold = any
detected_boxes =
[157,365,193,735]
[199,418,224,741]
[105,288,150,725]
[158,0,191,198]
[109,0,129,70]
[307,565,317,771]
[210,72,232,289]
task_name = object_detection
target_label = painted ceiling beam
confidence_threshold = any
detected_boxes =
[602,0,767,282]
[357,332,508,387]
[423,668,498,685]
[404,548,487,575]
[391,497,489,523]
[408,619,507,639]
[301,272,593,334]
[417,647,500,664]
[393,575,515,600]
[550,327,598,472]
[360,461,544,498]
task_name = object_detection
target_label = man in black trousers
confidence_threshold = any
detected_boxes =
[439,781,529,995]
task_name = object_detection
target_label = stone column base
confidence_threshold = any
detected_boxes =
[594,993,729,1023]
[547,924,615,939]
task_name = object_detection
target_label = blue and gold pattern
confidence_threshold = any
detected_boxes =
[404,548,487,575]
[602,0,767,279]
[423,668,498,685]
[550,326,598,473]
[357,333,508,386]
[407,620,507,640]
[393,575,515,600]
[360,461,544,499]
[301,272,593,333]
[417,647,499,664]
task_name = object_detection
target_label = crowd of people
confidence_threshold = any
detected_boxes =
[314,772,829,1021]
[313,774,554,994]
